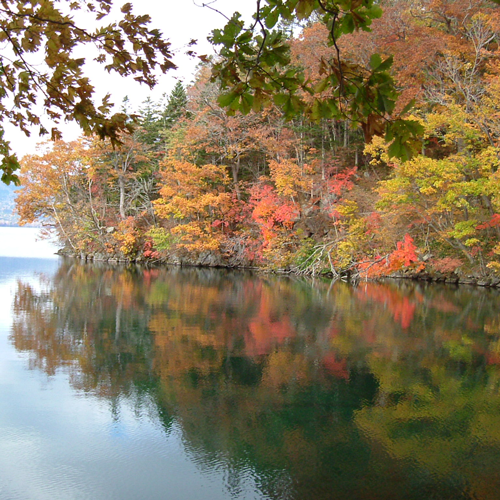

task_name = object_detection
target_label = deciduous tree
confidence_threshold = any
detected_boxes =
[211,0,425,158]
[0,0,175,183]
[16,139,94,250]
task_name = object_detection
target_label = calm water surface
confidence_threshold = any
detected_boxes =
[1,228,500,499]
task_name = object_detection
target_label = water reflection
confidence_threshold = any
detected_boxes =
[10,260,500,499]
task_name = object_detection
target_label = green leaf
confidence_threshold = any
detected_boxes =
[218,92,238,107]
[0,154,20,185]
[314,77,330,93]
[388,138,407,161]
[369,54,382,70]
[237,31,253,44]
[295,0,316,20]
[377,93,395,114]
[283,96,294,118]
[367,5,384,18]
[310,99,321,121]
[385,119,424,160]
[377,55,394,72]
[273,93,289,106]
[224,16,242,39]
[240,93,253,114]
[265,9,279,28]
[339,14,355,35]
[249,73,265,89]
[404,119,425,136]
[253,90,263,112]
[400,99,416,116]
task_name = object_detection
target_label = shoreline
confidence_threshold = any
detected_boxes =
[58,250,500,289]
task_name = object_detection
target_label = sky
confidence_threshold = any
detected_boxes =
[7,0,256,158]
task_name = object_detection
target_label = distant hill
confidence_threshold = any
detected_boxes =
[0,183,19,226]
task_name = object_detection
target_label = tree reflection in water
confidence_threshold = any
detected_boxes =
[10,259,500,499]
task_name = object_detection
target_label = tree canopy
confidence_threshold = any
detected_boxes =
[15,0,500,280]
[3,0,500,186]
[0,0,175,183]
[210,0,428,159]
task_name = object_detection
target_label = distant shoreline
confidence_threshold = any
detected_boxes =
[0,223,41,228]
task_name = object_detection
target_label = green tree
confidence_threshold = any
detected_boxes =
[163,81,189,129]
[0,0,175,183]
[136,83,188,148]
[137,96,165,147]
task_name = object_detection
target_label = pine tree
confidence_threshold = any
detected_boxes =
[137,96,164,147]
[163,82,189,129]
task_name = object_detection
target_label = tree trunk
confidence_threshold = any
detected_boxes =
[232,156,241,200]
[119,175,126,220]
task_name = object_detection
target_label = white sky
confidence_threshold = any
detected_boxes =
[7,0,256,158]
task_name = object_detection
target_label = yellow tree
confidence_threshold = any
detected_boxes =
[153,159,235,256]
[373,105,500,268]
[367,1,500,272]
[16,139,97,251]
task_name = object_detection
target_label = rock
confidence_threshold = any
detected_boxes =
[304,214,331,237]
[477,279,491,287]
[490,278,500,287]
[458,278,477,285]
[197,252,223,267]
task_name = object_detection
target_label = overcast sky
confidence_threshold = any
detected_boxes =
[114,0,256,101]
[8,0,256,157]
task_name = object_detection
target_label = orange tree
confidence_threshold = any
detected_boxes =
[211,0,425,160]
[16,139,97,251]
[152,159,239,258]
[16,133,161,258]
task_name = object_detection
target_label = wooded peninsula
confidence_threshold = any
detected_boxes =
[14,0,500,285]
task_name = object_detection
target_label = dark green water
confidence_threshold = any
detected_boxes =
[2,256,500,499]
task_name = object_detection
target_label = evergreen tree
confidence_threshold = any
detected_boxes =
[137,96,164,147]
[163,82,189,129]
[137,83,188,148]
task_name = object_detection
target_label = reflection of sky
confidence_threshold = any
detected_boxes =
[0,249,265,500]
[0,359,262,500]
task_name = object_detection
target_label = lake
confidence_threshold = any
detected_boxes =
[1,227,500,499]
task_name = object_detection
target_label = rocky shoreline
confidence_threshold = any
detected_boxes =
[384,271,500,288]
[58,249,500,289]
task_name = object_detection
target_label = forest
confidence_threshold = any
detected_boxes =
[14,0,500,283]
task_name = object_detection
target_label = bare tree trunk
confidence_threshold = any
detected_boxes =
[232,156,241,200]
[119,175,126,220]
